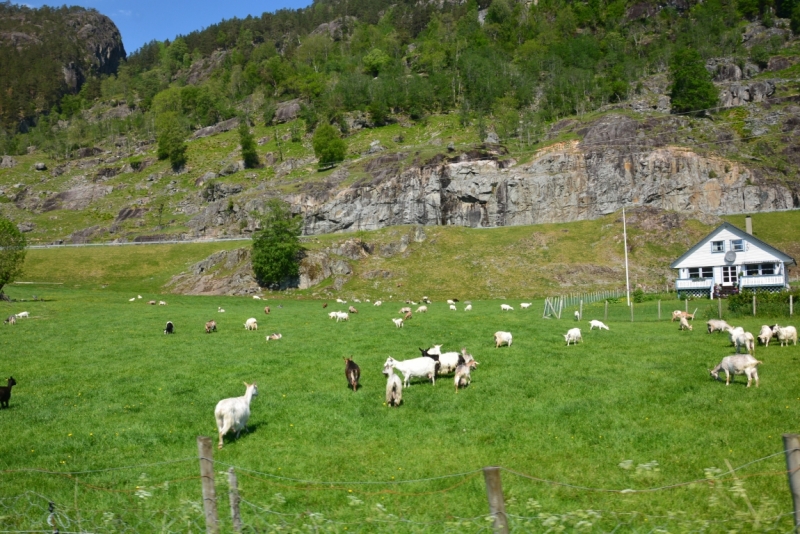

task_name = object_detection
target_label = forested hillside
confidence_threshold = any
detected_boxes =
[1,0,799,248]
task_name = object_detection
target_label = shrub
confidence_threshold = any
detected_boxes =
[727,289,800,317]
[312,123,347,168]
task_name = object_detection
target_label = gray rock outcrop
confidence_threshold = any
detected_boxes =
[0,156,16,168]
[42,184,113,212]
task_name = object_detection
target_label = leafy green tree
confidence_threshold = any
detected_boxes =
[362,48,391,76]
[0,217,26,300]
[156,112,188,171]
[668,48,719,114]
[312,123,347,168]
[239,120,259,169]
[251,199,303,288]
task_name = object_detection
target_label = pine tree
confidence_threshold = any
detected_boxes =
[239,121,259,169]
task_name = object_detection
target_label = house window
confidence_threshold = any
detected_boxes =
[761,263,774,275]
[745,263,777,276]
[688,267,713,278]
[731,239,744,252]
[711,240,724,253]
[746,264,760,276]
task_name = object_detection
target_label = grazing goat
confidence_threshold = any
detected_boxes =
[679,316,693,331]
[4,315,15,325]
[447,299,455,305]
[588,320,609,330]
[15,312,29,319]
[148,300,156,305]
[564,328,582,345]
[758,325,773,346]
[344,358,360,391]
[328,311,339,319]
[323,302,328,308]
[264,306,270,315]
[129,297,135,302]
[383,356,436,387]
[336,312,349,322]
[392,318,404,328]
[732,331,755,354]
[574,310,581,320]
[205,320,217,334]
[353,298,361,303]
[464,304,472,311]
[415,305,428,313]
[253,295,261,300]
[214,382,258,449]
[137,295,142,299]
[244,318,258,330]
[501,304,514,311]
[449,304,457,311]
[726,326,745,346]
[164,321,174,334]
[772,325,798,346]
[349,306,358,314]
[0,377,17,408]
[494,331,513,348]
[707,319,731,333]
[336,298,347,304]
[399,307,411,314]
[158,301,167,306]
[374,300,382,307]
[672,309,697,322]
[422,296,431,303]
[403,311,413,321]
[709,355,762,387]
[265,333,282,341]
[218,307,225,313]
[383,364,403,407]
[455,354,479,392]
[424,347,475,376]
[520,302,532,309]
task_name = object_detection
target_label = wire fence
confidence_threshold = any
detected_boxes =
[1,445,797,533]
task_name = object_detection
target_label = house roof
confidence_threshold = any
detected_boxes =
[670,221,796,268]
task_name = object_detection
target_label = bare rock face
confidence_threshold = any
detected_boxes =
[720,80,776,107]
[191,117,240,140]
[0,156,16,168]
[275,99,302,123]
[293,114,796,234]
[184,50,228,85]
[166,248,261,296]
[42,184,113,212]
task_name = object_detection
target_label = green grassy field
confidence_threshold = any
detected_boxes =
[1,284,798,532]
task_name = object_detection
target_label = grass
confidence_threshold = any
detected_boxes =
[0,285,798,532]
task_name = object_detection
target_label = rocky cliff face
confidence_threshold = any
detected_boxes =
[288,115,797,235]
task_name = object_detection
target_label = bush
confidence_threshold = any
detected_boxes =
[312,123,347,168]
[727,289,800,317]
[239,121,259,169]
[251,198,303,288]
[669,48,720,114]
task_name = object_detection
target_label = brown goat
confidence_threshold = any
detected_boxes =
[205,320,217,333]
[264,306,270,315]
[0,377,17,409]
[344,358,360,391]
[349,306,358,314]
[403,311,413,321]
[322,302,328,308]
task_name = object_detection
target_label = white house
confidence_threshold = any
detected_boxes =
[671,219,795,299]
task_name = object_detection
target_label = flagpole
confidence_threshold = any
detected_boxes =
[623,206,631,307]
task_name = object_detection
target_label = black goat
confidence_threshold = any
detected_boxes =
[344,357,360,391]
[164,321,174,334]
[0,377,17,408]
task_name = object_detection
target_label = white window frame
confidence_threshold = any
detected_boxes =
[688,267,713,279]
[731,239,744,252]
[711,240,725,253]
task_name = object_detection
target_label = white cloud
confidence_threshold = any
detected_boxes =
[117,9,132,16]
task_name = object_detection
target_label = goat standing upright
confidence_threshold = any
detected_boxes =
[0,377,17,408]
[215,382,258,449]
[344,358,360,391]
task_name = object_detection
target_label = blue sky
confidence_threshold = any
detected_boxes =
[17,1,313,54]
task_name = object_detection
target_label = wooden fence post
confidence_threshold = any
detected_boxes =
[685,299,688,312]
[658,300,661,321]
[718,298,722,319]
[228,467,242,533]
[783,434,800,533]
[791,295,794,317]
[630,301,634,322]
[579,300,583,321]
[753,294,757,317]
[197,436,220,534]
[483,467,509,534]
[604,300,608,322]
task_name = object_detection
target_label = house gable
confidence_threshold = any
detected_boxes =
[670,222,796,269]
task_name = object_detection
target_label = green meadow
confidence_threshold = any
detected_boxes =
[1,281,798,532]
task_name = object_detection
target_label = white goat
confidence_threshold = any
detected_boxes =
[707,319,731,333]
[772,324,798,346]
[128,297,135,302]
[464,304,472,311]
[726,326,745,346]
[422,347,473,375]
[709,355,762,387]
[14,311,29,319]
[392,318,404,328]
[415,305,428,313]
[455,356,479,393]
[588,320,609,330]
[253,295,261,300]
[494,331,512,348]
[500,304,514,311]
[449,304,456,311]
[266,333,282,341]
[336,298,346,304]
[383,356,437,387]
[336,312,349,322]
[447,299,455,305]
[757,325,773,346]
[564,328,582,345]
[679,316,693,331]
[520,302,532,309]
[328,311,339,319]
[574,310,581,320]
[374,300,382,307]
[732,331,755,354]
[399,307,411,314]
[383,364,403,407]
[244,318,258,330]
[218,307,225,313]
[214,382,258,449]
[158,300,167,306]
